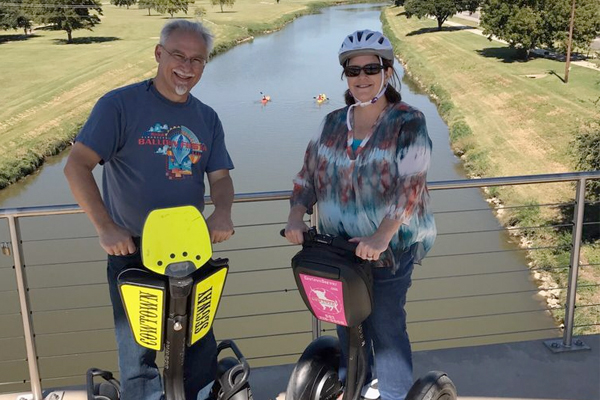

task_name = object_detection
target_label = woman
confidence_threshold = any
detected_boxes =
[284,29,436,400]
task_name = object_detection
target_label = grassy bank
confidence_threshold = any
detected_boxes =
[0,0,369,189]
[382,7,600,334]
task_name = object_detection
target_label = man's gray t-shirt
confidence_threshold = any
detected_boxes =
[76,80,234,236]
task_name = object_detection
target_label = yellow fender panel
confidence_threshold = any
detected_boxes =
[189,266,228,345]
[142,206,212,277]
[120,283,166,350]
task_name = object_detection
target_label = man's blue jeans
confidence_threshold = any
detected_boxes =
[107,251,217,400]
[336,251,415,400]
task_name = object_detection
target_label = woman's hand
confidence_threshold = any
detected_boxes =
[349,218,401,261]
[284,219,309,244]
[349,233,390,261]
[285,205,309,244]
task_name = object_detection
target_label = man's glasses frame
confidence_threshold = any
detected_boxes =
[343,63,385,77]
[159,45,207,69]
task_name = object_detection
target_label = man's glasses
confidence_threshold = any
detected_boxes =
[343,63,384,77]
[160,45,207,69]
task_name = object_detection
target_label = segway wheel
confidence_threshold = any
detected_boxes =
[285,336,343,400]
[405,371,456,400]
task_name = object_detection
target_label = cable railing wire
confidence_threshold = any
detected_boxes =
[32,304,112,314]
[413,267,560,281]
[427,244,568,259]
[409,327,562,345]
[574,303,600,308]
[224,330,313,342]
[34,327,114,337]
[19,220,290,243]
[432,201,573,215]
[410,308,551,324]
[436,222,573,236]
[214,309,309,321]
[573,323,600,329]
[28,281,107,290]
[222,288,299,298]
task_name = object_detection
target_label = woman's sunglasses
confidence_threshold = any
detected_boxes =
[343,63,384,77]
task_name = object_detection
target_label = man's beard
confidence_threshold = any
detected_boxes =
[175,84,188,96]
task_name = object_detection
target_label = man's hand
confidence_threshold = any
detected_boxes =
[206,209,234,244]
[99,223,136,256]
[206,170,234,244]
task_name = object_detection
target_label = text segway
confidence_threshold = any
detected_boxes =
[283,228,457,400]
[87,206,251,400]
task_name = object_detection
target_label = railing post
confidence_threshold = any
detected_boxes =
[7,216,43,399]
[544,178,590,353]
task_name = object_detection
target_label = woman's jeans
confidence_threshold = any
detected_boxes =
[107,251,217,400]
[336,251,415,400]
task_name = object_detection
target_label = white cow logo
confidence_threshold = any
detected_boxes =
[311,288,340,313]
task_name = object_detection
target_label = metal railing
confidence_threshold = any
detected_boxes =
[1,170,599,400]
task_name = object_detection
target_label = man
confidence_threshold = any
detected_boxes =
[64,20,234,400]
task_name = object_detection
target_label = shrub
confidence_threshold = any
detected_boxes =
[572,120,600,201]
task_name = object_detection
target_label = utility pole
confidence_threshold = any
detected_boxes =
[564,0,576,83]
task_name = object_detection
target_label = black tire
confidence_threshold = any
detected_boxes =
[405,371,457,400]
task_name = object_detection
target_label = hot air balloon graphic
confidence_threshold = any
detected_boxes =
[165,126,205,179]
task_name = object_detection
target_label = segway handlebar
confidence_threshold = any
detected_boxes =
[281,227,361,255]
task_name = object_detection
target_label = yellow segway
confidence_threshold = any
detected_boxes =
[87,206,251,400]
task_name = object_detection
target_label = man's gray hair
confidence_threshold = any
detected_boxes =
[159,20,214,54]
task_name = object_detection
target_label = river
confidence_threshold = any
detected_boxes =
[0,3,558,394]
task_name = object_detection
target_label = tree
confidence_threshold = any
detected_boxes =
[554,0,600,53]
[210,0,235,13]
[155,0,192,17]
[138,0,158,15]
[0,0,33,34]
[111,0,137,9]
[403,0,480,30]
[480,0,600,60]
[24,0,102,43]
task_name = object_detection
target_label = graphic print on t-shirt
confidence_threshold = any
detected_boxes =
[139,123,207,179]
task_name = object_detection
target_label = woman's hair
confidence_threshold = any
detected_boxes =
[160,20,214,54]
[342,58,402,106]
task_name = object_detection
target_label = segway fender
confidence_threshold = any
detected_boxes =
[285,336,343,400]
[405,371,457,400]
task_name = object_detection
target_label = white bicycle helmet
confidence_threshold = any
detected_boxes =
[338,29,394,65]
